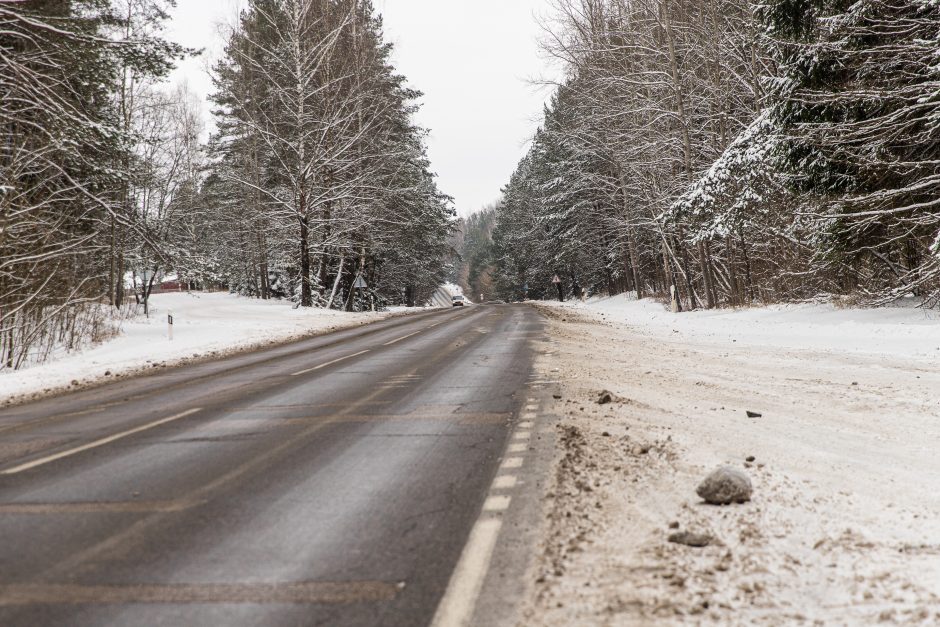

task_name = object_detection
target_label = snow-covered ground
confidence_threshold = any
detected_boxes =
[545,294,940,361]
[522,297,940,625]
[0,292,396,407]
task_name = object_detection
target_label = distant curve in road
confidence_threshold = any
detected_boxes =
[0,304,543,627]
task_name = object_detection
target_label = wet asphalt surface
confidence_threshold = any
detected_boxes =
[0,304,542,626]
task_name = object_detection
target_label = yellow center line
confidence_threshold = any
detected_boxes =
[291,350,370,377]
[0,408,203,476]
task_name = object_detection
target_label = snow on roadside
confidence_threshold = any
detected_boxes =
[0,292,396,407]
[541,295,940,361]
[523,300,940,625]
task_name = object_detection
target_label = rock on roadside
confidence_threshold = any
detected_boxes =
[696,466,753,505]
[668,531,712,548]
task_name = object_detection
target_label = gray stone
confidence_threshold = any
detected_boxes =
[696,466,753,505]
[668,531,712,547]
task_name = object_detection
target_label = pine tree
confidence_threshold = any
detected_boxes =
[762,0,940,302]
[0,0,187,367]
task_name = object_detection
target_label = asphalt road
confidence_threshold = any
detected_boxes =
[0,304,544,626]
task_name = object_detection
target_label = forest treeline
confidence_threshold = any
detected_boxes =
[479,0,940,309]
[0,0,452,369]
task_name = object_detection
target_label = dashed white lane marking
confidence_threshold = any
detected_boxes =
[525,404,538,411]
[501,457,523,469]
[0,408,203,475]
[483,495,512,512]
[433,390,534,627]
[291,350,370,376]
[430,518,502,627]
[492,475,518,489]
[384,330,423,346]
[522,412,537,420]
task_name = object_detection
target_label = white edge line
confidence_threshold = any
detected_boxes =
[483,495,512,512]
[431,393,536,626]
[492,475,518,489]
[291,350,370,376]
[0,408,202,475]
[430,518,503,627]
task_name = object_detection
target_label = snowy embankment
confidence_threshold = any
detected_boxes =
[0,292,395,407]
[542,294,940,361]
[524,296,940,625]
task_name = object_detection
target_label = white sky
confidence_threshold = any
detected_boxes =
[166,0,559,216]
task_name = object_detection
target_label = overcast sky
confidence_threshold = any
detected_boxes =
[165,0,559,217]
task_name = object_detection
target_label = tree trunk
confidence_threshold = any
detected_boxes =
[739,230,754,303]
[326,252,345,310]
[627,233,644,299]
[115,247,125,309]
[109,216,116,307]
[698,240,717,309]
[726,235,740,306]
[299,208,312,307]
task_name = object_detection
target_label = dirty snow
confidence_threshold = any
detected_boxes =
[0,292,393,406]
[521,297,940,625]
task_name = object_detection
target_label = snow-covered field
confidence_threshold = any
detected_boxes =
[522,297,940,625]
[546,294,940,361]
[0,292,394,407]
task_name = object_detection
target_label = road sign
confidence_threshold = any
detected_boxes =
[353,275,368,289]
[552,274,561,284]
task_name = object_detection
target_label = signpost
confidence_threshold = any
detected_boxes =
[352,275,368,312]
[142,270,151,318]
[552,274,563,302]
[167,310,174,341]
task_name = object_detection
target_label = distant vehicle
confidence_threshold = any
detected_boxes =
[451,294,467,307]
